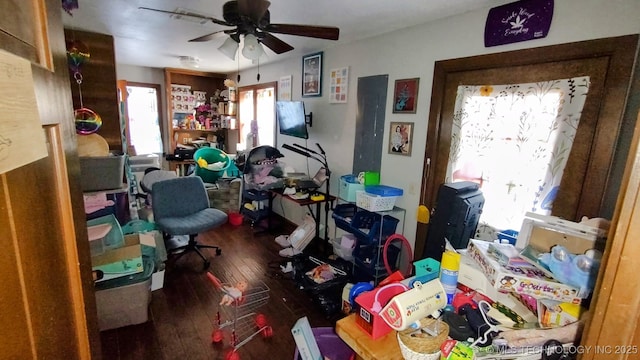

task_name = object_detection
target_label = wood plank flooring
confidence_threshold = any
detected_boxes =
[99,221,336,360]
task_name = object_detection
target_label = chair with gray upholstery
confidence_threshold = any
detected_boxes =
[151,176,227,269]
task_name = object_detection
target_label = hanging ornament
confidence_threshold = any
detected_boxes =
[75,108,103,135]
[66,40,90,73]
[66,40,102,134]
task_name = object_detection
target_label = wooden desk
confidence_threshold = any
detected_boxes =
[335,314,402,360]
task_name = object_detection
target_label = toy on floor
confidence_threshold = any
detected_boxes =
[220,281,248,306]
[206,272,272,360]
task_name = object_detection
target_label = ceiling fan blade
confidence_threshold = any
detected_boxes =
[265,24,339,40]
[189,30,226,42]
[139,7,233,27]
[237,0,271,23]
[259,33,294,54]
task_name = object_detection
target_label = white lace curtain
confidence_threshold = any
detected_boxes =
[445,77,590,240]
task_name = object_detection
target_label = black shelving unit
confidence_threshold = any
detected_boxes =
[332,203,405,284]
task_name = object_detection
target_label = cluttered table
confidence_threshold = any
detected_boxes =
[335,314,402,360]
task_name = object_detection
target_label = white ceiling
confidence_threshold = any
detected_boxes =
[62,0,505,73]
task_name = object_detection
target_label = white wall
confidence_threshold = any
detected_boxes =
[232,0,640,250]
[116,0,640,251]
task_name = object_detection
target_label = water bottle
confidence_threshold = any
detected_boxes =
[440,250,461,305]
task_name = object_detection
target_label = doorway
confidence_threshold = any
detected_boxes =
[238,82,277,150]
[419,35,638,231]
[123,82,163,155]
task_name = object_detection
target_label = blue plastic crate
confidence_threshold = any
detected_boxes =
[332,204,399,245]
[364,185,403,197]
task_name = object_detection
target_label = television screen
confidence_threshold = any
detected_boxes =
[276,101,309,139]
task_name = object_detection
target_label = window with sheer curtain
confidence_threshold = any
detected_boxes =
[445,77,590,239]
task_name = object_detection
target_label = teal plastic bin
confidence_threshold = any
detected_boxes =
[193,147,231,183]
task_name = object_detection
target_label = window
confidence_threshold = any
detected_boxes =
[446,77,590,239]
[238,82,276,150]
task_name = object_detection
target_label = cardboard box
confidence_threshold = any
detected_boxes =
[151,269,165,291]
[515,212,607,254]
[467,239,585,303]
[458,251,538,324]
[537,299,585,328]
[91,233,145,282]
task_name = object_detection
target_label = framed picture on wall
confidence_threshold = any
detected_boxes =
[389,121,414,156]
[392,78,420,113]
[278,75,292,101]
[302,52,323,97]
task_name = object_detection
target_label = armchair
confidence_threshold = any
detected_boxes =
[152,176,227,269]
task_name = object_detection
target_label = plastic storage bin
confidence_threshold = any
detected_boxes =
[193,147,231,183]
[79,153,126,191]
[330,238,355,261]
[339,175,364,202]
[86,214,124,253]
[356,191,400,212]
[94,255,154,331]
[293,327,355,360]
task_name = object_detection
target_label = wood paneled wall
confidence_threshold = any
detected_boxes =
[63,29,121,151]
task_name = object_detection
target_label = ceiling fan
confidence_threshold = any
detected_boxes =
[140,0,339,60]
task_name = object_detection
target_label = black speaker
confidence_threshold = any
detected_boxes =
[422,181,484,261]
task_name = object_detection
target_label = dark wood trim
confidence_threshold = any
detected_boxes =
[420,35,639,219]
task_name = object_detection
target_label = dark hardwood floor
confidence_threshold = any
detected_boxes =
[99,220,337,360]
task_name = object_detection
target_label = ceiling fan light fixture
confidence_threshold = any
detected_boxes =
[218,37,239,60]
[241,34,264,60]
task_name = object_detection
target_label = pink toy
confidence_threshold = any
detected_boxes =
[220,281,248,306]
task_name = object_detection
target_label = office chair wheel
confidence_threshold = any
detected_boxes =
[216,248,222,256]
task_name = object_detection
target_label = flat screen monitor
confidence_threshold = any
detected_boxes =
[276,101,309,139]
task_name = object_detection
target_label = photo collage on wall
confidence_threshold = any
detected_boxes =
[329,67,349,103]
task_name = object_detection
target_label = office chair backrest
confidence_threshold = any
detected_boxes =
[152,176,210,220]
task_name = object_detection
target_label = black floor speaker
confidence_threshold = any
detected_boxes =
[422,181,484,261]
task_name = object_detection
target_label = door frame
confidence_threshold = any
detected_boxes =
[238,81,277,148]
[420,35,639,219]
[118,81,164,155]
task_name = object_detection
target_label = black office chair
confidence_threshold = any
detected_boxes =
[151,176,227,269]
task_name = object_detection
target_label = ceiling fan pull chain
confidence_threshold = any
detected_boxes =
[257,59,261,82]
[237,54,241,83]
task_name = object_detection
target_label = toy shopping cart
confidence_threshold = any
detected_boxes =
[206,272,272,360]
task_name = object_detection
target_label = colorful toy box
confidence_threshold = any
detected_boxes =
[467,239,586,303]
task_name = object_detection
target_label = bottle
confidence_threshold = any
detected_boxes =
[440,250,461,305]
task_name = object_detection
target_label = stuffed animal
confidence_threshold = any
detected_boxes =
[220,281,248,306]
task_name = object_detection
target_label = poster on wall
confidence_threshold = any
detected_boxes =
[485,0,554,47]
[329,67,348,103]
[302,52,322,97]
[278,75,292,101]
[392,78,419,114]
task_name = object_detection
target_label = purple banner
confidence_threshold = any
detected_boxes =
[485,0,554,47]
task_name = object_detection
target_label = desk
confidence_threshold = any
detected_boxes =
[335,314,402,360]
[268,189,336,254]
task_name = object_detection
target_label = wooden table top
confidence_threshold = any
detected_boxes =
[335,314,403,360]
